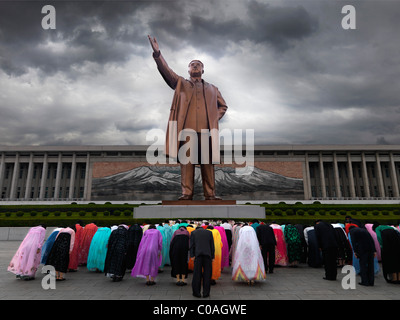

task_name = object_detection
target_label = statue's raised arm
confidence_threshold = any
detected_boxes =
[148,35,179,89]
[148,35,160,55]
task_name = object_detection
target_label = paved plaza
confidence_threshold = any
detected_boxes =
[1,241,399,301]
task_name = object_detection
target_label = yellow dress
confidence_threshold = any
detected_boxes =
[208,228,223,280]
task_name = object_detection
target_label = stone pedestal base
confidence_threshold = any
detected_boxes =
[133,204,265,219]
[162,200,236,206]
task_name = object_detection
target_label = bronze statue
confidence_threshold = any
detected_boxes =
[148,35,228,200]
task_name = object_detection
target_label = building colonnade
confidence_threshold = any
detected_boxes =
[0,145,400,201]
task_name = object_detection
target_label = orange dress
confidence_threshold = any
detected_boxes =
[208,228,223,280]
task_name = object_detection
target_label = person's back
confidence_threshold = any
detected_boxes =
[349,227,375,255]
[315,221,338,249]
[314,221,338,280]
[190,227,215,298]
[256,224,276,246]
[190,227,215,259]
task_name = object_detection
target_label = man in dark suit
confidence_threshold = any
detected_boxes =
[189,226,215,298]
[349,226,377,286]
[256,223,277,273]
[314,220,338,280]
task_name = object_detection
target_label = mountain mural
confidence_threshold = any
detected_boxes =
[91,165,304,201]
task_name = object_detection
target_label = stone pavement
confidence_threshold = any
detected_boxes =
[1,241,399,302]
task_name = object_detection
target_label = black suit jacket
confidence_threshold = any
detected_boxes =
[190,227,215,260]
[315,221,338,250]
[256,224,277,246]
[349,227,376,256]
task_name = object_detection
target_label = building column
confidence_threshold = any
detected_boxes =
[333,152,341,198]
[68,153,77,200]
[361,152,370,198]
[54,153,62,199]
[347,153,356,198]
[9,153,19,199]
[83,153,91,200]
[39,153,48,199]
[24,153,34,200]
[389,152,400,197]
[304,153,312,200]
[319,153,326,198]
[375,153,385,197]
[0,153,5,198]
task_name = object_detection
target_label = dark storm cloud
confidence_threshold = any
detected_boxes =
[0,0,318,76]
[0,1,151,76]
[149,0,319,55]
[0,0,399,146]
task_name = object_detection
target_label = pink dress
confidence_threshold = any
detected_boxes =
[215,226,229,270]
[365,224,382,261]
[271,224,288,266]
[8,226,46,278]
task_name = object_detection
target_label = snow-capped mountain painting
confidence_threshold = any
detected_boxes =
[91,165,304,200]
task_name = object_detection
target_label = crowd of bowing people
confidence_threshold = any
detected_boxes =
[7,216,400,290]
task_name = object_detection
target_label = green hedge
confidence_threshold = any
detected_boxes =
[258,202,400,225]
[0,203,140,227]
[1,202,400,227]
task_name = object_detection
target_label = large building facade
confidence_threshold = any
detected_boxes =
[1,145,400,201]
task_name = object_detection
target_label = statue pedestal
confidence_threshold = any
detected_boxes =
[162,200,236,206]
[133,201,265,219]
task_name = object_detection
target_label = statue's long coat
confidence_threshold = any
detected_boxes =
[153,52,228,164]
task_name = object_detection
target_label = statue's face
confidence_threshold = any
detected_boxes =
[188,60,204,78]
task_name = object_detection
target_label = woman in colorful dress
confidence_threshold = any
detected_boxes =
[215,226,229,271]
[46,226,75,281]
[126,223,143,270]
[374,224,400,283]
[365,223,381,261]
[157,221,173,270]
[206,225,223,284]
[8,225,46,280]
[104,225,129,282]
[230,223,242,262]
[68,222,83,272]
[78,222,98,265]
[87,227,112,272]
[232,225,266,285]
[40,227,61,265]
[186,224,196,272]
[169,226,190,285]
[283,223,302,267]
[271,223,288,266]
[131,225,163,285]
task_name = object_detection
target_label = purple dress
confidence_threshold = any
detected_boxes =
[131,228,162,279]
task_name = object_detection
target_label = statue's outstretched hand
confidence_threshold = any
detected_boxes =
[148,35,160,53]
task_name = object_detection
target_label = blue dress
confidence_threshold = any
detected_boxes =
[87,227,112,272]
[157,224,173,267]
[40,228,60,264]
[348,233,380,275]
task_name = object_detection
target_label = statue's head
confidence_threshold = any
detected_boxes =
[188,60,204,78]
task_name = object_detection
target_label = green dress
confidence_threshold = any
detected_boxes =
[284,224,302,263]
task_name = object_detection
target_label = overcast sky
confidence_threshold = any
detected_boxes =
[1,0,400,147]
